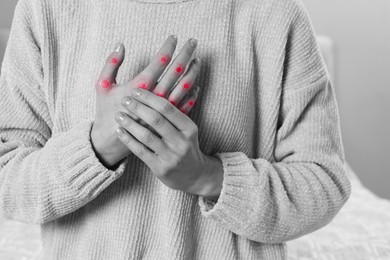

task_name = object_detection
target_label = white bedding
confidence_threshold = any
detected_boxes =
[288,162,390,260]
[1,162,390,260]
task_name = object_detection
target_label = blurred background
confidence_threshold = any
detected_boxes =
[0,0,389,202]
[301,0,390,200]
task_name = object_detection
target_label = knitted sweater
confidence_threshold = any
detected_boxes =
[0,0,351,259]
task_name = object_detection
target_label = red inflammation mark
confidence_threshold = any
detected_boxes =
[188,101,194,106]
[112,58,117,64]
[101,80,110,89]
[160,55,169,64]
[138,82,147,89]
[175,66,183,73]
[169,100,175,106]
[183,83,189,89]
[156,92,164,97]
[180,109,185,114]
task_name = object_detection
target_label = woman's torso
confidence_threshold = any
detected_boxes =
[39,0,288,258]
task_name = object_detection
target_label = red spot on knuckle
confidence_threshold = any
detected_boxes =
[169,100,175,106]
[101,80,110,89]
[183,83,189,89]
[159,54,171,65]
[112,58,117,64]
[156,92,164,97]
[138,82,147,89]
[188,101,194,106]
[175,66,183,73]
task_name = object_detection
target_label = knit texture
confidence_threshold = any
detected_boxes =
[0,0,351,259]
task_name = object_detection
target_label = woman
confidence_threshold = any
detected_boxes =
[0,0,351,259]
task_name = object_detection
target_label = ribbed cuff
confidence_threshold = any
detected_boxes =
[54,119,128,197]
[198,152,260,227]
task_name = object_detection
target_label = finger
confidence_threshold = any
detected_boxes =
[167,58,200,106]
[136,118,163,139]
[96,42,125,94]
[152,37,198,101]
[178,86,199,115]
[115,113,170,161]
[116,126,159,166]
[119,109,163,139]
[120,95,183,147]
[126,87,195,135]
[129,35,177,91]
[117,110,163,139]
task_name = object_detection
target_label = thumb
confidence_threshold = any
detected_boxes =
[95,42,125,92]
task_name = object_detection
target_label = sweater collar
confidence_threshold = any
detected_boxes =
[134,0,196,3]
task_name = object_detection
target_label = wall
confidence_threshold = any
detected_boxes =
[301,0,390,199]
[1,1,389,199]
[0,1,17,29]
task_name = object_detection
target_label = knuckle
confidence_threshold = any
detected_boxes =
[152,115,165,128]
[182,84,191,93]
[142,132,155,145]
[161,100,175,114]
[128,100,139,111]
[105,54,117,65]
[98,76,112,87]
[124,119,132,128]
[134,145,145,157]
[121,117,131,127]
[139,118,149,128]
[136,73,152,87]
[158,53,171,66]
[124,137,133,149]
[153,88,165,98]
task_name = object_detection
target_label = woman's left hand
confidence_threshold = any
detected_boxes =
[114,87,223,199]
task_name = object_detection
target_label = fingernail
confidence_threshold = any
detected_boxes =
[131,88,142,97]
[171,35,177,41]
[116,127,124,136]
[190,38,198,48]
[122,97,132,106]
[119,114,125,121]
[194,58,200,64]
[114,42,122,53]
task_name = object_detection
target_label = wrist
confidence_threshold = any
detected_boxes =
[196,155,224,202]
[90,123,120,169]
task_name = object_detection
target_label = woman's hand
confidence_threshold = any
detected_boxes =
[91,35,199,169]
[115,87,224,199]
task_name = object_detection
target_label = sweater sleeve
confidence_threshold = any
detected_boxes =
[197,0,352,243]
[0,0,128,224]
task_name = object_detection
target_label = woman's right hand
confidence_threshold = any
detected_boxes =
[91,35,201,169]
